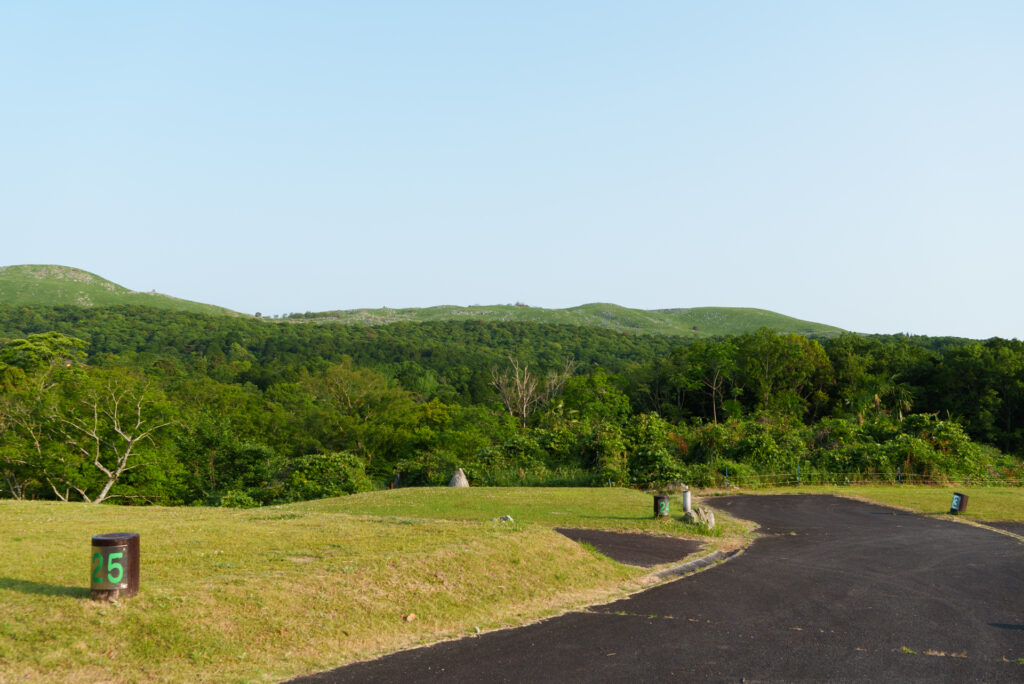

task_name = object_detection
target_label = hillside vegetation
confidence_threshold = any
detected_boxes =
[1,268,1022,509]
[293,302,846,338]
[0,265,241,317]
[0,264,844,338]
[1,303,1021,508]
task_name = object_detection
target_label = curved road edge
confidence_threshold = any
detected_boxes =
[650,547,745,580]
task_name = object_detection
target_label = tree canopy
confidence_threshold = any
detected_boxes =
[0,306,1020,504]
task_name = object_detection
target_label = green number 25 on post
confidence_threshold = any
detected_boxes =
[91,550,126,586]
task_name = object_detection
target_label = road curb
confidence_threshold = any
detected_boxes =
[652,548,743,580]
[955,519,1024,543]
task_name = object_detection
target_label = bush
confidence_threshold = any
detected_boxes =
[680,458,758,488]
[731,425,785,473]
[285,451,375,501]
[626,414,683,487]
[593,427,630,486]
[468,465,596,487]
[219,490,259,508]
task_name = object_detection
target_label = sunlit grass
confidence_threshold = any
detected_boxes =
[299,486,714,528]
[0,487,741,683]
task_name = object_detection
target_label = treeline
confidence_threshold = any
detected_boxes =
[0,306,679,402]
[0,306,1021,505]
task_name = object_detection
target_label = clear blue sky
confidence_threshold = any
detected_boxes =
[3,2,1022,338]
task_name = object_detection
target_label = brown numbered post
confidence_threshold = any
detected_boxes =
[654,494,670,518]
[91,533,140,601]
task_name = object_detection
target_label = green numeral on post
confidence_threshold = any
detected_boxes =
[107,552,125,584]
[91,553,104,583]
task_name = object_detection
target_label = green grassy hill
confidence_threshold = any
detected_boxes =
[0,265,241,316]
[298,302,846,338]
[0,265,845,338]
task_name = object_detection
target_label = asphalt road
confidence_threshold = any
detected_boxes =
[554,528,704,567]
[292,495,1024,682]
[988,521,1024,537]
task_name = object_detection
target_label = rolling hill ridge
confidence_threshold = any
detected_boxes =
[0,265,241,316]
[0,264,845,338]
[297,303,846,338]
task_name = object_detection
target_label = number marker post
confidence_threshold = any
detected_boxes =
[91,533,140,601]
[653,494,670,518]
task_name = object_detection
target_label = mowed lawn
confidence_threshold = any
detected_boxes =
[9,484,1008,682]
[0,487,721,683]
[294,485,748,535]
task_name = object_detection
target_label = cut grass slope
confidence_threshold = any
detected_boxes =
[0,488,723,683]
[0,265,241,316]
[296,303,846,338]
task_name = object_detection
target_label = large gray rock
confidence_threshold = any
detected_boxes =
[684,506,716,529]
[448,468,470,487]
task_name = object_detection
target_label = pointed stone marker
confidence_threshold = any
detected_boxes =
[448,467,470,487]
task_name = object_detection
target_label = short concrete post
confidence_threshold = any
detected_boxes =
[682,488,692,514]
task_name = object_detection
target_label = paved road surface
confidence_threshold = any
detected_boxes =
[293,495,1024,682]
[554,528,703,567]
[988,521,1024,537]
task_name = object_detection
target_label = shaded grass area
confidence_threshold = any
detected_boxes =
[731,484,1024,522]
[0,488,731,683]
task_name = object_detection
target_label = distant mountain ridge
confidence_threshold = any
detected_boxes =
[295,303,846,338]
[0,264,846,338]
[0,265,241,316]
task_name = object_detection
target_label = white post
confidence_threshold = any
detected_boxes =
[682,488,692,513]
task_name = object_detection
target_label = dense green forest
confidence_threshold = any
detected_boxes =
[1,305,1021,505]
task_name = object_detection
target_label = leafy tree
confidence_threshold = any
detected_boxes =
[0,334,90,499]
[299,358,420,475]
[174,411,285,504]
[46,367,177,503]
[0,331,88,372]
[626,413,683,486]
[925,339,1024,454]
[735,328,833,418]
[683,340,738,424]
[557,370,631,425]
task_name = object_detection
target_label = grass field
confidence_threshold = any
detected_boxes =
[0,488,731,683]
[295,486,748,536]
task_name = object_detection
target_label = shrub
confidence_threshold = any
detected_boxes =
[219,490,259,508]
[285,451,375,501]
[626,413,683,487]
